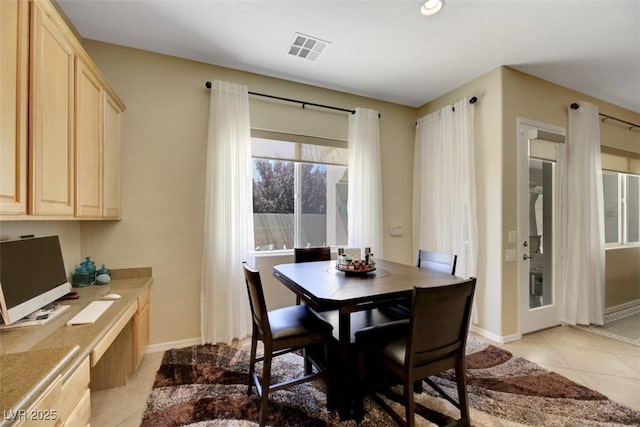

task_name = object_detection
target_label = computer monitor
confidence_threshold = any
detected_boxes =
[0,236,71,325]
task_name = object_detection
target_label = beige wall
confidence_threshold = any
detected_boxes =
[416,68,505,336]
[606,248,640,308]
[501,67,640,334]
[3,41,638,345]
[75,40,416,345]
[416,66,640,338]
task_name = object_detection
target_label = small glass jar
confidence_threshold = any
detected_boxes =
[72,265,92,287]
[81,257,96,284]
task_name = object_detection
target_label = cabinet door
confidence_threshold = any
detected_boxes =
[75,58,103,218]
[134,286,150,368]
[134,303,149,369]
[0,0,28,215]
[29,1,75,216]
[103,93,122,218]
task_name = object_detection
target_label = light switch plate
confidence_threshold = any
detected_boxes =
[505,249,518,262]
[390,225,403,236]
[508,231,518,243]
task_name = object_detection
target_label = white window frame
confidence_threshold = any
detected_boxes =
[250,130,348,254]
[603,170,640,249]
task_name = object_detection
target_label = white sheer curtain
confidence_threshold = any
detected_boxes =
[348,108,383,257]
[413,97,477,280]
[560,101,605,325]
[201,80,254,344]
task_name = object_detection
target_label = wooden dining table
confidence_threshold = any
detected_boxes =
[272,258,468,418]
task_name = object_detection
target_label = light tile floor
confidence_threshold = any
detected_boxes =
[498,324,640,410]
[580,312,640,344]
[90,325,640,426]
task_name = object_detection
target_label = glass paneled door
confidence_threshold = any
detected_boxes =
[527,159,553,310]
[517,120,564,334]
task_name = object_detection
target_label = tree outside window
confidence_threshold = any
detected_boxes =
[252,137,348,251]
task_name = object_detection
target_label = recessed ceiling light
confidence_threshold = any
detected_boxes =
[288,33,329,61]
[421,0,443,16]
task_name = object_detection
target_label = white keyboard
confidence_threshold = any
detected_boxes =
[67,301,113,326]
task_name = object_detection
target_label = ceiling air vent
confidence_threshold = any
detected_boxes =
[288,33,329,61]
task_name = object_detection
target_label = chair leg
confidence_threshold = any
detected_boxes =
[353,349,366,422]
[259,351,273,427]
[248,331,258,396]
[404,378,415,427]
[303,348,312,375]
[323,341,336,410]
[455,361,471,426]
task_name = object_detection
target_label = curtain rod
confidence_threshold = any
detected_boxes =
[453,96,477,111]
[414,96,479,126]
[205,81,372,116]
[570,103,639,131]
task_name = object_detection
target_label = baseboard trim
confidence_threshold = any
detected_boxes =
[469,325,522,344]
[145,337,202,354]
[605,299,640,323]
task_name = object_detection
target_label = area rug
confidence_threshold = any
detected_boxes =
[140,337,640,426]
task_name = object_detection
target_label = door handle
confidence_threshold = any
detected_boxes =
[523,254,531,260]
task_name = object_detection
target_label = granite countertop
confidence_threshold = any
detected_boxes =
[0,268,152,421]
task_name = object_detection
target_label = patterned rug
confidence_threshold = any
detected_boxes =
[141,337,640,426]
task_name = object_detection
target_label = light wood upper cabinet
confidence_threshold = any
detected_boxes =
[0,0,125,220]
[0,0,29,215]
[103,92,123,219]
[29,0,75,216]
[75,58,104,218]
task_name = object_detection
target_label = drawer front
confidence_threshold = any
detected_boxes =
[14,357,91,426]
[61,388,90,427]
[13,375,62,427]
[58,357,90,418]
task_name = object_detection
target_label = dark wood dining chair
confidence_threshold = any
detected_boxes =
[242,262,334,427]
[293,246,331,306]
[293,246,333,375]
[354,278,477,427]
[417,249,457,275]
[294,246,331,263]
[381,249,458,320]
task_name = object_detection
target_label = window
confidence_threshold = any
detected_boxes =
[252,136,348,251]
[603,170,640,247]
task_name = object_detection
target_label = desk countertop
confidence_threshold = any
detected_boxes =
[0,269,152,418]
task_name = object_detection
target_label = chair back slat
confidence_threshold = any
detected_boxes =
[243,262,271,339]
[407,279,476,367]
[417,249,457,275]
[294,247,331,263]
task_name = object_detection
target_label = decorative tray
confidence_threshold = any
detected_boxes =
[335,265,376,276]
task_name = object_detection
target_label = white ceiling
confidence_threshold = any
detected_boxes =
[57,0,640,112]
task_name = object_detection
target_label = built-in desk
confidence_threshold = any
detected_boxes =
[0,268,152,426]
